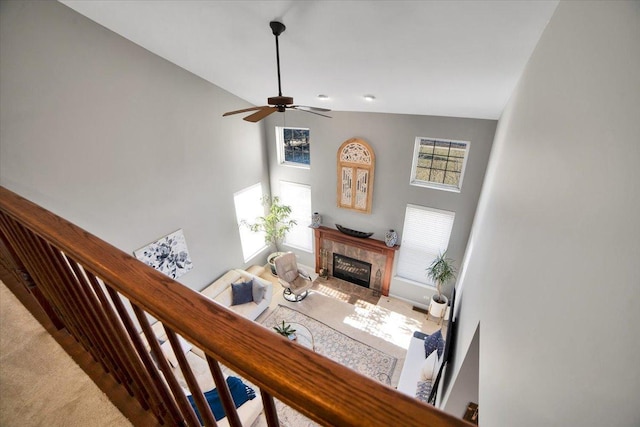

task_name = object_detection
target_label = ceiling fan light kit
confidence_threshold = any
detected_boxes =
[223,21,331,123]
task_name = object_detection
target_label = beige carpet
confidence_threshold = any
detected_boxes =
[0,282,132,427]
[257,287,440,388]
[261,304,398,382]
[258,272,444,385]
[259,304,401,427]
[251,271,444,427]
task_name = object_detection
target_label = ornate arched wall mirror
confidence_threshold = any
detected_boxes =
[337,138,375,214]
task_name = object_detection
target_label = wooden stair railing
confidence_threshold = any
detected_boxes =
[0,186,471,427]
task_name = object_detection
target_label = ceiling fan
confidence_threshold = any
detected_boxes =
[223,21,331,122]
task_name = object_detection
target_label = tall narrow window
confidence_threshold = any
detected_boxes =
[410,137,469,192]
[233,183,266,262]
[276,127,311,167]
[396,204,455,286]
[279,181,312,252]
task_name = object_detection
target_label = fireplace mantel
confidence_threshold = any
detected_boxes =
[313,226,399,296]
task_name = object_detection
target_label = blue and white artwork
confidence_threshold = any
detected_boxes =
[134,229,193,279]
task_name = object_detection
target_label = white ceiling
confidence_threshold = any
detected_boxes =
[60,0,558,120]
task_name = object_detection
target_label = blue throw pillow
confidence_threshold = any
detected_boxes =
[187,376,256,423]
[415,380,433,403]
[423,329,444,358]
[436,334,445,358]
[231,280,254,306]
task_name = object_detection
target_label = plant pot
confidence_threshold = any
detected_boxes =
[429,295,449,319]
[267,251,286,276]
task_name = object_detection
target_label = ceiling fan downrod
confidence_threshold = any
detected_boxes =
[269,21,289,106]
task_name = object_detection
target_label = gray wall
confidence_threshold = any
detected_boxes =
[0,0,271,291]
[265,111,496,306]
[0,0,496,311]
[443,325,479,417]
[445,1,640,425]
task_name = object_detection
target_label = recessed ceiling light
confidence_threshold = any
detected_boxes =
[317,94,329,100]
[364,95,376,102]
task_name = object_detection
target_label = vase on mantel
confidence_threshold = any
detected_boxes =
[384,229,398,247]
[311,212,322,228]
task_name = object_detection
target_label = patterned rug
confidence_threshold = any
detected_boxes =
[259,305,398,427]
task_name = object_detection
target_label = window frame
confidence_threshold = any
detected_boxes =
[279,181,313,253]
[409,137,470,193]
[395,204,455,288]
[233,183,267,262]
[276,126,311,169]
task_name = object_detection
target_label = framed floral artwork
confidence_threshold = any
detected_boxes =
[134,229,193,279]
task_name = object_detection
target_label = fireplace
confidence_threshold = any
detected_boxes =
[314,226,399,296]
[333,253,372,288]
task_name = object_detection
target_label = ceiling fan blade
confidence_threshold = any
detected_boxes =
[291,105,331,112]
[223,106,267,117]
[289,106,332,118]
[244,106,278,122]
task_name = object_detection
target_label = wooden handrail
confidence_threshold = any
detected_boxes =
[0,186,471,427]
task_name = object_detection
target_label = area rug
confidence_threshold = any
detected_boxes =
[259,304,398,427]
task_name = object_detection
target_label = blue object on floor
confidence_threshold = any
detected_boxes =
[187,376,256,423]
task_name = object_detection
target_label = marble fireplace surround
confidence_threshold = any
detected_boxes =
[313,226,399,296]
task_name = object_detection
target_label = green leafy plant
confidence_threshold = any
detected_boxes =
[242,196,297,246]
[426,251,457,303]
[273,321,296,337]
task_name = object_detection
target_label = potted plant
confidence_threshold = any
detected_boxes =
[273,321,297,340]
[242,195,296,275]
[426,251,456,319]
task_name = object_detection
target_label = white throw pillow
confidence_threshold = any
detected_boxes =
[419,348,439,381]
[252,278,267,303]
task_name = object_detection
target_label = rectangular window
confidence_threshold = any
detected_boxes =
[396,204,455,286]
[279,181,313,252]
[233,183,267,262]
[410,137,469,192]
[276,127,310,168]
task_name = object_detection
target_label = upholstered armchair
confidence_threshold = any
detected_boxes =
[274,252,313,302]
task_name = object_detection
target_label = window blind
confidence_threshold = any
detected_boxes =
[233,183,266,262]
[396,204,455,285]
[280,181,312,252]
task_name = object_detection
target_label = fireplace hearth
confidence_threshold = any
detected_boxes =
[333,253,372,288]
